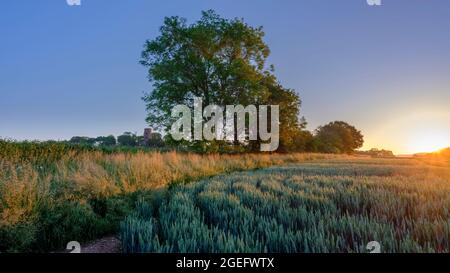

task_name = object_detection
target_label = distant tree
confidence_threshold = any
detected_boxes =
[69,136,96,145]
[356,148,394,158]
[147,133,165,148]
[95,135,116,146]
[117,132,138,146]
[314,121,364,154]
[292,130,316,152]
[69,136,84,144]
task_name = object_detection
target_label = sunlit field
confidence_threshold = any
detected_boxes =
[0,140,338,252]
[122,158,450,253]
[1,141,449,253]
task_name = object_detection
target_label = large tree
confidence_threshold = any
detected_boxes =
[261,76,307,152]
[141,10,306,151]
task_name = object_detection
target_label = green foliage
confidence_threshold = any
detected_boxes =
[117,132,139,147]
[34,201,108,252]
[122,160,450,253]
[141,10,308,152]
[0,196,136,253]
[95,135,117,146]
[0,139,94,164]
[356,148,395,158]
[141,10,270,126]
[0,220,38,253]
[70,135,116,146]
[314,121,364,154]
[69,136,96,145]
[0,139,172,164]
[146,135,165,148]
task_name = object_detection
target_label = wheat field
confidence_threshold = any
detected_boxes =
[121,158,450,253]
[1,140,449,253]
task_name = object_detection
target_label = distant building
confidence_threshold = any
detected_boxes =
[142,128,162,146]
[356,148,395,158]
[143,128,153,144]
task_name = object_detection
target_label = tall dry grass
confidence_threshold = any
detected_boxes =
[0,150,340,251]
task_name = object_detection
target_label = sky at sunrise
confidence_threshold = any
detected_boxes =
[1,0,450,154]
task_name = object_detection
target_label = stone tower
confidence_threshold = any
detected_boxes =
[143,128,152,144]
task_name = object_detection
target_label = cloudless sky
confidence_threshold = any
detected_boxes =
[1,0,450,154]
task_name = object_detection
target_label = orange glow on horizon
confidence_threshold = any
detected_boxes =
[406,129,450,154]
[361,109,450,155]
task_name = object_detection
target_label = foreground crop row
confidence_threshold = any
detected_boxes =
[122,160,450,253]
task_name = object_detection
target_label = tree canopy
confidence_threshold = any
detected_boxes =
[117,132,138,147]
[141,10,307,152]
[314,121,364,154]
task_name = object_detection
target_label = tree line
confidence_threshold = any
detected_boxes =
[140,10,364,154]
[65,119,364,154]
[69,131,164,148]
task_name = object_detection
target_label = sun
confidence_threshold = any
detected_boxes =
[407,129,450,154]
[382,110,450,154]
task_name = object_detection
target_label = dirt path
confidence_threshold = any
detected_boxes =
[61,236,121,253]
[82,236,121,253]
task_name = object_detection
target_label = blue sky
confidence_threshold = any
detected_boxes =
[1,0,450,153]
